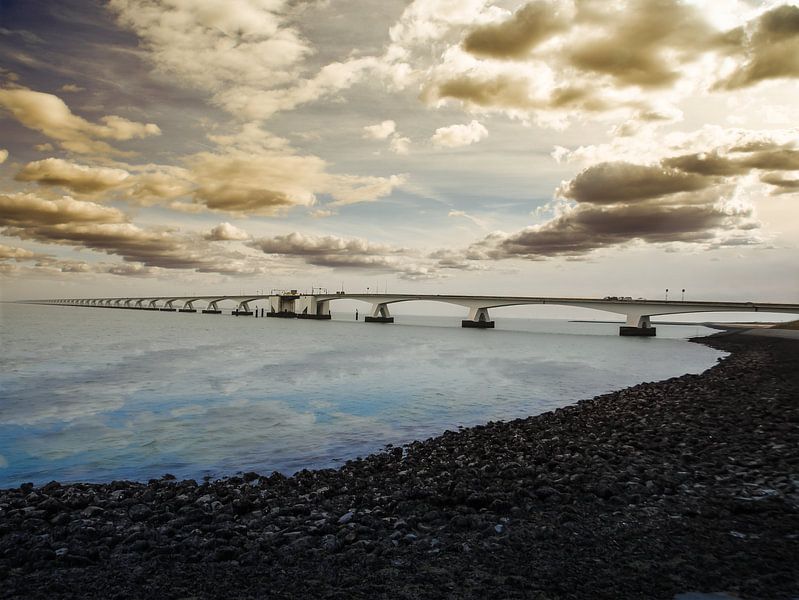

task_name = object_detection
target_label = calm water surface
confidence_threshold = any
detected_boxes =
[0,303,724,487]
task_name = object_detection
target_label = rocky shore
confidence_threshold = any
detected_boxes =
[1,332,797,599]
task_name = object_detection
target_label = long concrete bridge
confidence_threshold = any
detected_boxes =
[29,292,799,336]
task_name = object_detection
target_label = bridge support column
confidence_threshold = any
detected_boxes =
[233,302,253,316]
[462,307,494,328]
[365,303,393,323]
[620,314,656,336]
[297,298,332,320]
[179,301,196,313]
[202,302,221,314]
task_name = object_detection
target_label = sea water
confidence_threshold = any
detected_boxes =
[0,303,723,488]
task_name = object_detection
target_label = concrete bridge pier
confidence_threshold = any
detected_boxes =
[232,301,253,316]
[267,293,298,318]
[297,297,331,320]
[620,314,656,336]
[160,300,177,312]
[202,301,222,314]
[365,302,394,323]
[179,300,196,313]
[462,307,495,328]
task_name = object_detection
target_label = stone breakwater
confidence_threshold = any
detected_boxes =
[1,333,797,600]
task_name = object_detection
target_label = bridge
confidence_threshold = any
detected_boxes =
[28,292,799,336]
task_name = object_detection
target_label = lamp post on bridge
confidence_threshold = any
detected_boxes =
[665,288,669,301]
[682,289,685,301]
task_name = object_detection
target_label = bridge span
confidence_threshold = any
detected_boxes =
[28,292,799,336]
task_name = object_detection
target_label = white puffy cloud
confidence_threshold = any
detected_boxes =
[363,120,396,140]
[431,120,488,148]
[204,222,251,241]
[389,135,411,155]
[109,0,375,120]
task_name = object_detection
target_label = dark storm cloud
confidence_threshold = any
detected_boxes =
[491,200,749,258]
[715,4,799,90]
[464,132,797,260]
[663,147,799,175]
[558,162,712,204]
[424,75,610,113]
[760,172,799,192]
[565,0,722,89]
[462,1,568,59]
[434,2,799,119]
[248,232,441,278]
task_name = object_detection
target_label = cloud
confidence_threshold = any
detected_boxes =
[715,4,799,90]
[0,149,6,163]
[15,158,130,194]
[390,1,799,127]
[204,222,251,241]
[556,162,712,205]
[109,0,374,120]
[250,231,401,258]
[448,209,487,228]
[0,243,39,261]
[34,143,53,152]
[389,135,411,155]
[761,172,799,193]
[59,84,84,93]
[0,193,127,227]
[0,192,268,275]
[363,120,396,140]
[477,196,754,259]
[249,231,441,279]
[431,120,488,148]
[362,120,412,156]
[9,122,405,216]
[0,87,160,155]
[462,0,569,60]
[464,131,790,260]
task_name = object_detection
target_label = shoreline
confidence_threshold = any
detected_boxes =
[1,332,797,599]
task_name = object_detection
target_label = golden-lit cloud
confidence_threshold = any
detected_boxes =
[15,158,130,194]
[0,193,127,227]
[0,192,266,275]
[0,87,160,155]
[0,243,39,261]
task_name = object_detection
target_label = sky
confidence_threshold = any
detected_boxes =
[0,0,798,307]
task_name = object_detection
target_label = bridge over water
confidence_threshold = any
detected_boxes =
[30,292,799,336]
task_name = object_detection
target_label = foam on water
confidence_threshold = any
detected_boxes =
[0,303,723,487]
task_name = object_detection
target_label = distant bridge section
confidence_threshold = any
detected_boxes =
[27,291,799,336]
